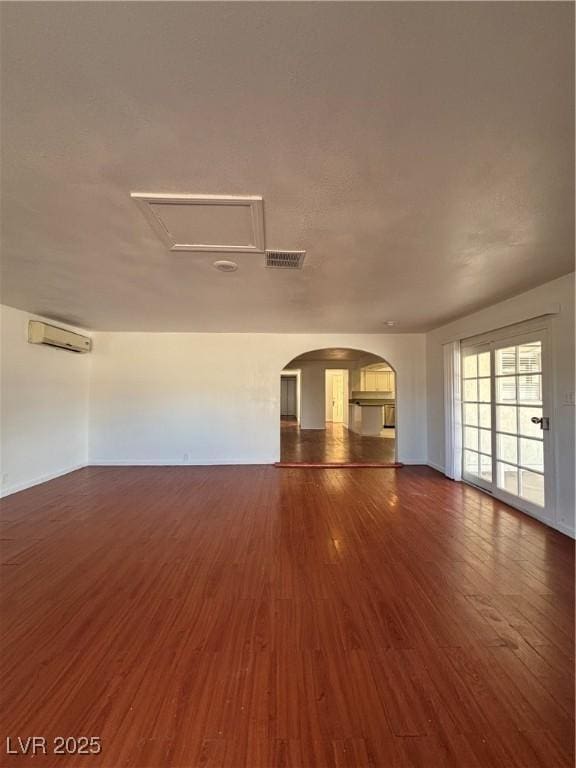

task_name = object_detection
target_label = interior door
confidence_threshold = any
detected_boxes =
[280,376,297,417]
[462,329,553,521]
[331,373,344,422]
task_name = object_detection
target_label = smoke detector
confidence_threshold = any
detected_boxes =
[265,250,306,269]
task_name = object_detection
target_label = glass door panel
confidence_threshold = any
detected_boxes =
[462,329,551,521]
[461,345,492,490]
[494,340,545,509]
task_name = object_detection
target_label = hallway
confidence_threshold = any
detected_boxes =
[280,420,396,464]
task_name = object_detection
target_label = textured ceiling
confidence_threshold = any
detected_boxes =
[1,2,573,332]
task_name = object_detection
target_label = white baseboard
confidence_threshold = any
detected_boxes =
[515,507,575,539]
[0,463,86,498]
[0,456,576,539]
[4,462,574,540]
[459,477,575,540]
[550,519,575,539]
[89,458,276,467]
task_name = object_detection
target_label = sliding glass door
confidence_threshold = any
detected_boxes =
[462,329,552,520]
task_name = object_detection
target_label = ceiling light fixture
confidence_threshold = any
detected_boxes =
[213,260,238,272]
[383,320,397,327]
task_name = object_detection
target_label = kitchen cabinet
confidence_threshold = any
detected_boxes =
[361,370,394,393]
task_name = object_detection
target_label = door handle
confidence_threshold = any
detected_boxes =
[531,416,550,431]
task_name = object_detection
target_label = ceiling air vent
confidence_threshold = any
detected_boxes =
[265,250,306,269]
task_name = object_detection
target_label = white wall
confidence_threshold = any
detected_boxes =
[0,305,91,496]
[426,273,575,536]
[89,333,427,465]
[299,362,326,430]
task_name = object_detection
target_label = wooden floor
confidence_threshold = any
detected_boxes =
[281,420,396,464]
[1,466,574,768]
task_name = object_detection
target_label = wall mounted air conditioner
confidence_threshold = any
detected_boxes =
[28,321,92,353]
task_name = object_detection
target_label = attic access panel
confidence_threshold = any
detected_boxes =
[131,193,265,252]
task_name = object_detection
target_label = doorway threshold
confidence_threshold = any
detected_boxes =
[274,461,403,468]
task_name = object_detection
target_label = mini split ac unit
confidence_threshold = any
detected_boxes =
[28,321,92,353]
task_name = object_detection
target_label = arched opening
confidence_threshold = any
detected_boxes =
[278,348,399,467]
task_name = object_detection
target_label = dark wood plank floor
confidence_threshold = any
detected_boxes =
[281,420,396,464]
[1,466,574,768]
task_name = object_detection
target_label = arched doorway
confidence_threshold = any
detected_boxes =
[278,348,400,467]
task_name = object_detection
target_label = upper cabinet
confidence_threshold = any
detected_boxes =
[361,369,395,393]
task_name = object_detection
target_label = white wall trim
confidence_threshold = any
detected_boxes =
[555,521,576,539]
[460,477,575,539]
[509,505,575,539]
[4,457,571,542]
[90,458,276,467]
[93,458,430,467]
[0,463,87,498]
